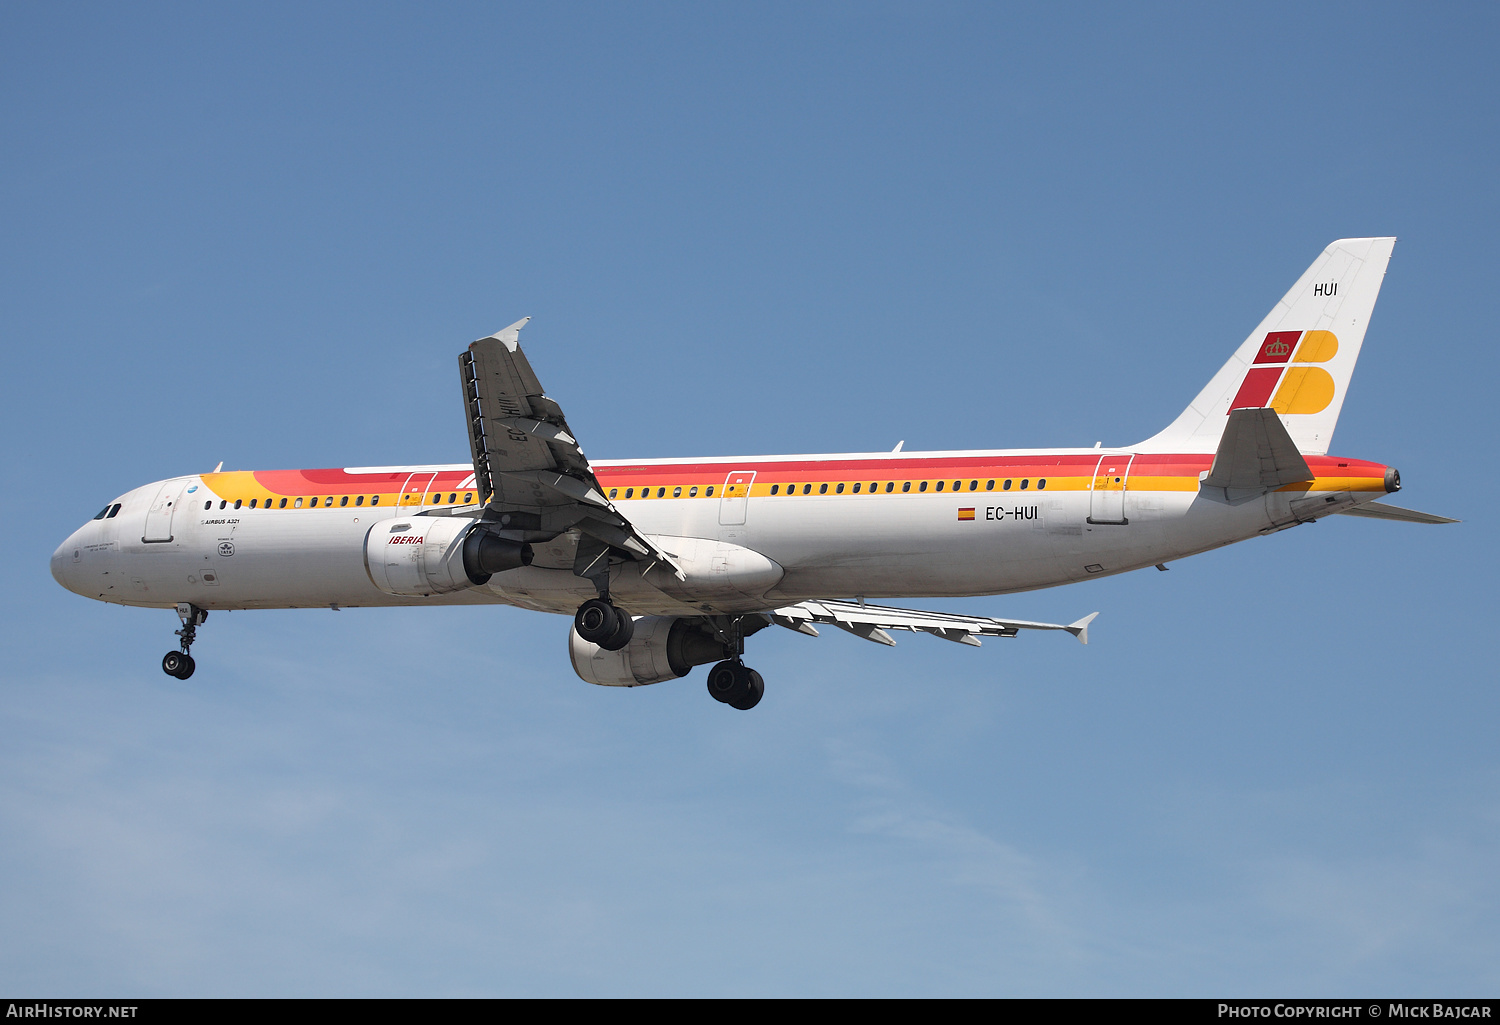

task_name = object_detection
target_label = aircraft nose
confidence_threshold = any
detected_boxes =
[51,531,83,594]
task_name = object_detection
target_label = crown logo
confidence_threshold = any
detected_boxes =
[1264,340,1291,358]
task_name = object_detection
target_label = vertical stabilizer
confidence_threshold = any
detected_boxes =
[1136,237,1396,455]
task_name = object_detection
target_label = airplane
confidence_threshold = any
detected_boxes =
[51,237,1455,710]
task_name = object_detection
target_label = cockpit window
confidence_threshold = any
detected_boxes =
[107,504,121,518]
[92,505,110,520]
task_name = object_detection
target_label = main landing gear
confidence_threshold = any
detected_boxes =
[704,615,763,710]
[574,597,634,651]
[706,660,764,710]
[162,602,206,680]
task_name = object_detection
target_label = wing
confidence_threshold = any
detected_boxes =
[459,319,675,569]
[769,599,1098,647]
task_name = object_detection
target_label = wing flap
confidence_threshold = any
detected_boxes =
[772,599,1096,646]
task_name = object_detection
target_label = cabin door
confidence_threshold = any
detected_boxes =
[1086,454,1135,525]
[142,478,189,543]
[398,471,438,510]
[718,471,756,526]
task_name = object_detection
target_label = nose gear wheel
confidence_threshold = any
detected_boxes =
[162,603,207,680]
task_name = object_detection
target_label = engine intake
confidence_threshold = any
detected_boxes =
[365,517,532,597]
[569,616,730,687]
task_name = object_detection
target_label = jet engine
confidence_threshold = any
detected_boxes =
[364,517,532,597]
[569,616,731,687]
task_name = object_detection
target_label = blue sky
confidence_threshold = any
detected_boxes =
[3,2,1497,996]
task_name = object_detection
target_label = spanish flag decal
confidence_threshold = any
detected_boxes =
[958,508,975,521]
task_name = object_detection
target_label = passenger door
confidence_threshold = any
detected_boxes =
[1086,455,1135,525]
[142,479,189,543]
[718,471,756,526]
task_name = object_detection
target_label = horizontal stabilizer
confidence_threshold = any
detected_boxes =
[1336,501,1459,524]
[1202,407,1313,493]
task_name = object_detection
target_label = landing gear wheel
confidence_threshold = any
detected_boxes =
[601,608,634,651]
[707,660,756,707]
[733,669,764,710]
[575,598,634,651]
[162,651,195,680]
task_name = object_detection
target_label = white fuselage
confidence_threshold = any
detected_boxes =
[51,448,1391,619]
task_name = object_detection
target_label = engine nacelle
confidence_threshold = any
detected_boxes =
[569,616,730,687]
[364,516,532,597]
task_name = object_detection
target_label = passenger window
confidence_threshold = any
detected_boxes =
[819,483,828,494]
[657,487,666,498]
[279,498,288,508]
[935,480,944,492]
[310,497,319,507]
[1038,479,1047,490]
[370,496,379,506]
[204,501,212,511]
[986,480,995,491]
[771,484,779,495]
[326,497,334,507]
[220,500,227,509]
[609,489,617,499]
[870,482,878,492]
[885,482,894,493]
[464,493,473,503]
[294,498,304,508]
[339,496,348,507]
[1003,479,1013,491]
[902,482,911,492]
[953,481,961,491]
[851,483,860,493]
[836,483,845,494]
[356,495,365,506]
[232,499,241,509]
[969,480,978,491]
[625,488,634,498]
[706,486,715,497]
[673,486,682,498]
[251,499,259,508]
[1020,479,1030,490]
[690,486,698,497]
[919,481,928,492]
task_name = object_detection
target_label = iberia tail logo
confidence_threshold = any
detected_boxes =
[1229,330,1339,415]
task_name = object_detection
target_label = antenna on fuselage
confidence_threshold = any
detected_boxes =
[211,461,223,473]
[892,441,904,452]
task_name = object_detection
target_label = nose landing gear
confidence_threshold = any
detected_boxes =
[163,602,206,679]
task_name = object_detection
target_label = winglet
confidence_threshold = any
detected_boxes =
[484,317,531,351]
[1066,612,1099,645]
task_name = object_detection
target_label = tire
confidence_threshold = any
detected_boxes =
[706,660,750,705]
[730,669,764,710]
[574,599,619,644]
[162,651,193,679]
[599,608,635,652]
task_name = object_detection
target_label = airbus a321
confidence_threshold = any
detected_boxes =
[52,238,1453,710]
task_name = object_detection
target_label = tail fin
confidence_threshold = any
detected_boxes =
[1136,237,1396,455]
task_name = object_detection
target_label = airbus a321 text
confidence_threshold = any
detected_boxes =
[53,238,1454,709]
